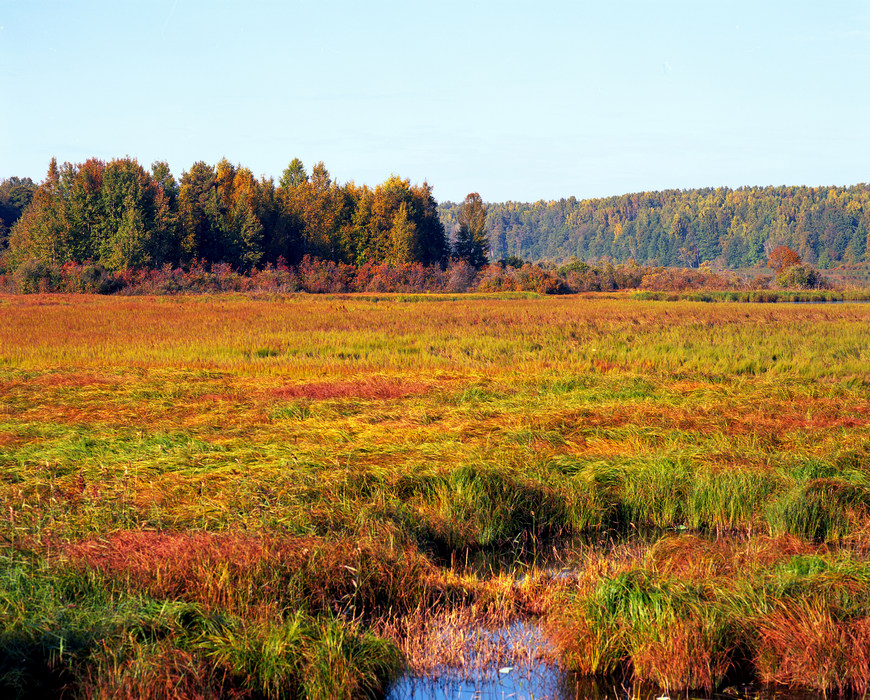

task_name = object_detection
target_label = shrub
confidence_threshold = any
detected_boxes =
[640,267,733,292]
[12,258,59,293]
[444,260,478,292]
[475,263,569,294]
[775,264,827,289]
[58,261,121,294]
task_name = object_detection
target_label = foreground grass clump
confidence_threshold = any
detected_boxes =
[1,293,870,696]
[0,556,402,699]
[549,534,870,694]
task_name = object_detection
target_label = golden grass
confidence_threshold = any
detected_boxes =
[377,604,557,679]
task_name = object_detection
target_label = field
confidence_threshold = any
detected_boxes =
[2,292,870,698]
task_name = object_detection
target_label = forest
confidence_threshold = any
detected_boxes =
[2,157,870,278]
[441,185,870,269]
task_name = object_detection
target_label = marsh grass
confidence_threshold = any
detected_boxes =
[0,554,404,699]
[2,294,870,696]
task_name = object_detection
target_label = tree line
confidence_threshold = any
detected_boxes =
[438,184,870,269]
[4,157,870,276]
[2,157,489,273]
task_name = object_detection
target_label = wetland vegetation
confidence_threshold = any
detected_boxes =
[1,293,869,698]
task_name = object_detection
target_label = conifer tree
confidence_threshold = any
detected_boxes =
[453,192,489,268]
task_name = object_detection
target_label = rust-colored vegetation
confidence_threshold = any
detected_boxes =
[60,530,447,617]
[2,294,870,697]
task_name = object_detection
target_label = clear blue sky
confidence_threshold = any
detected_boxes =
[2,0,868,203]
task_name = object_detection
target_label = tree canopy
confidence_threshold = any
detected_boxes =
[767,245,802,273]
[0,176,37,250]
[453,192,489,268]
[6,157,447,272]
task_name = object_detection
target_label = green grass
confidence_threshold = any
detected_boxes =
[0,558,402,699]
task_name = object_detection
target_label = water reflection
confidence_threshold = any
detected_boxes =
[429,530,668,582]
[386,666,577,700]
[388,673,831,700]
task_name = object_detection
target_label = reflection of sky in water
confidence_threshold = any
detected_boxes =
[386,667,574,700]
[388,673,833,700]
[386,619,573,700]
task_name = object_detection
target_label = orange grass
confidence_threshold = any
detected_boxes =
[59,529,450,617]
[755,607,870,694]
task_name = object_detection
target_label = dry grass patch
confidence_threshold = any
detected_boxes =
[377,603,557,680]
[273,378,431,401]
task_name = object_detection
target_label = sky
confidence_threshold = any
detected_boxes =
[1,0,869,203]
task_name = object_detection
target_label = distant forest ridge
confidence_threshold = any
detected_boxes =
[438,184,870,269]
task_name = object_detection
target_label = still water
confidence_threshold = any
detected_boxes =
[387,669,829,700]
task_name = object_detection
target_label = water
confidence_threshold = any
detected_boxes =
[387,670,832,700]
[384,617,561,699]
[387,667,574,700]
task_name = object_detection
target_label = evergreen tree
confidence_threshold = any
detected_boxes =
[0,176,37,250]
[453,192,488,268]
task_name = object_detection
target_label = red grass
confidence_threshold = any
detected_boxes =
[592,359,620,373]
[755,608,870,694]
[62,531,283,610]
[61,530,445,615]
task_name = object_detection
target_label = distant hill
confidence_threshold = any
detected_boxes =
[439,185,870,269]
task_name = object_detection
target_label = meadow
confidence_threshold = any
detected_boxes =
[1,292,870,698]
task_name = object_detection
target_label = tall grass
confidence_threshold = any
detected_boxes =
[2,293,870,695]
[548,535,870,694]
[0,554,404,699]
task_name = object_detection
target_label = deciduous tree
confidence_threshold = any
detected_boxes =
[767,245,801,273]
